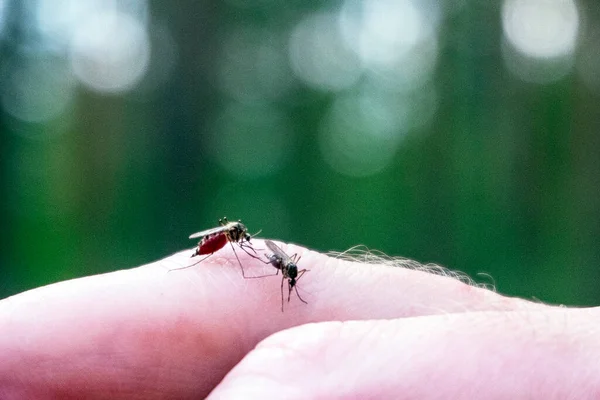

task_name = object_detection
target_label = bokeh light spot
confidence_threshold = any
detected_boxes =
[501,0,579,84]
[36,0,107,49]
[0,0,6,37]
[366,32,438,93]
[69,11,150,94]
[502,0,579,59]
[207,103,293,178]
[319,92,407,177]
[289,12,362,92]
[1,57,75,124]
[339,0,438,92]
[340,0,420,66]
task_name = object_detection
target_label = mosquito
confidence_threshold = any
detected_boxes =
[170,217,261,277]
[264,240,308,312]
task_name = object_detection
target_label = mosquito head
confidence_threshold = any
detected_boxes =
[227,221,248,242]
[289,277,297,287]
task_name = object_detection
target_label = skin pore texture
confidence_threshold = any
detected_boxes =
[0,240,598,399]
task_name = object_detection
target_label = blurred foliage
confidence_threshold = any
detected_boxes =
[1,0,599,306]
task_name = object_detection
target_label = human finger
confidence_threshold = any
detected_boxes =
[0,240,539,399]
[209,307,600,399]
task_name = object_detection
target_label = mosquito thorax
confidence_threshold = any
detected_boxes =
[287,264,298,279]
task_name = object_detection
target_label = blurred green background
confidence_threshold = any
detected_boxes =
[1,0,599,305]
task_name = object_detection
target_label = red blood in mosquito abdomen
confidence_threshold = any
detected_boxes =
[196,233,229,255]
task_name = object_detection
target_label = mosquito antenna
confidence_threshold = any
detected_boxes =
[168,253,213,272]
[250,229,262,237]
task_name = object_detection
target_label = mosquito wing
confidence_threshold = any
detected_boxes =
[265,240,294,265]
[189,226,228,239]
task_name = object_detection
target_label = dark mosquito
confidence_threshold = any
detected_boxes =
[264,240,308,312]
[170,217,261,277]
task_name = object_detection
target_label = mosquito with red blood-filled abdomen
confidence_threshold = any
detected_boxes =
[169,217,262,277]
[263,240,309,312]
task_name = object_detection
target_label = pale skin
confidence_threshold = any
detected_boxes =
[1,240,599,399]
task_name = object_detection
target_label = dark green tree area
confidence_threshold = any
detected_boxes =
[1,0,599,305]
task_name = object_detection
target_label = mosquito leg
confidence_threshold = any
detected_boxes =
[296,269,308,281]
[293,269,309,304]
[240,247,262,260]
[238,242,263,260]
[244,269,279,279]
[233,243,279,278]
[240,242,258,254]
[235,247,279,279]
[168,253,214,272]
[240,240,266,254]
[280,276,285,312]
[294,285,308,305]
[229,242,247,278]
